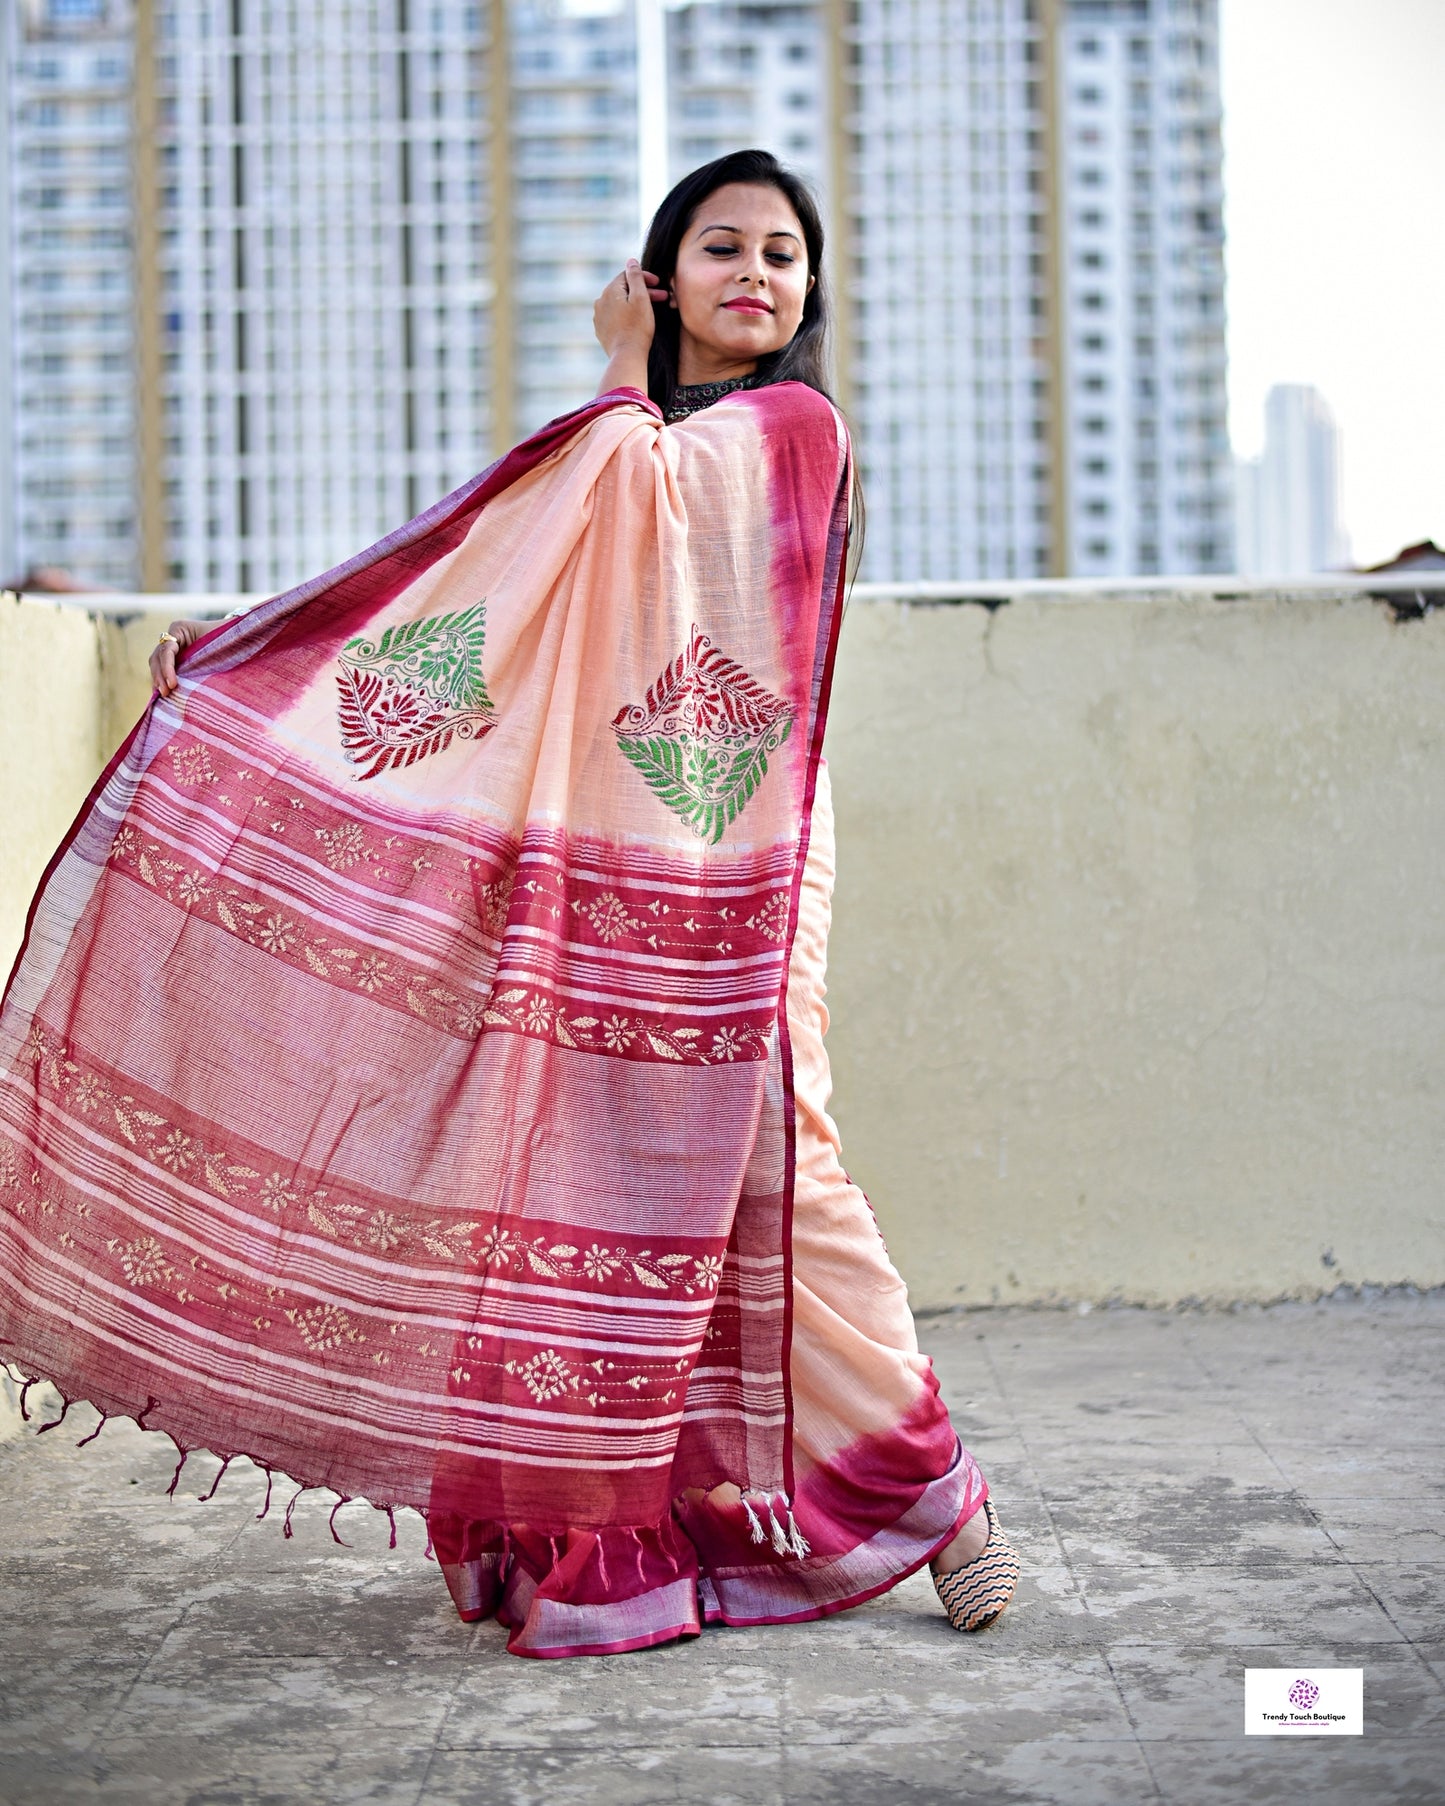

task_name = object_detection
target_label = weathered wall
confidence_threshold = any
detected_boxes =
[1,590,1442,1324]
[0,593,105,979]
[824,594,1445,1306]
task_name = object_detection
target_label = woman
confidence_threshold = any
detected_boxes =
[0,152,1015,1657]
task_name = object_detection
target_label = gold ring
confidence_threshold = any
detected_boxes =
[157,632,180,648]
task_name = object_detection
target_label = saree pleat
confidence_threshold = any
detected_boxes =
[435,765,986,1656]
[0,384,986,1660]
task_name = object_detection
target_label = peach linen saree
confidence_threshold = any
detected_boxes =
[0,383,984,1657]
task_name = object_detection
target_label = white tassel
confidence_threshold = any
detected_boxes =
[768,1500,790,1556]
[786,1508,811,1560]
[741,1494,766,1545]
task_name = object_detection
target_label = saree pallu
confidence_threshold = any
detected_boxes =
[0,382,984,1657]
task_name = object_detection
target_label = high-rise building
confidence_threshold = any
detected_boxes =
[1234,383,1347,575]
[509,0,639,437]
[148,0,499,596]
[1,0,1233,593]
[668,2,827,204]
[841,0,1231,580]
[1056,0,1231,578]
[844,0,1048,580]
[1,0,138,590]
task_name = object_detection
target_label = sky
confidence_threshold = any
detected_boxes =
[1220,0,1445,565]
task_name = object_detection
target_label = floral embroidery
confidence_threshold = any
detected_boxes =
[481,1232,721,1297]
[260,1172,299,1212]
[457,1338,690,1409]
[114,1234,176,1289]
[511,1348,573,1403]
[257,914,296,954]
[581,1244,622,1281]
[336,602,497,781]
[477,873,514,939]
[285,1303,364,1353]
[103,820,780,1063]
[354,954,390,994]
[154,1130,196,1173]
[480,986,768,1066]
[745,891,791,943]
[578,891,639,943]
[613,626,793,844]
[315,822,370,871]
[168,745,217,787]
[175,872,211,909]
[478,1226,523,1268]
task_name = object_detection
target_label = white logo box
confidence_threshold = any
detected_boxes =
[1245,1668,1363,1736]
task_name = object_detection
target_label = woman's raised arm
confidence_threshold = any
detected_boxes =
[592,258,667,399]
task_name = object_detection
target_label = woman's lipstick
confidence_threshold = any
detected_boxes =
[723,297,773,314]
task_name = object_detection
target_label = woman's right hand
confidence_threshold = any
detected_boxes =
[148,619,213,699]
[592,258,667,360]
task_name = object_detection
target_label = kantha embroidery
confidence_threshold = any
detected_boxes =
[336,601,497,780]
[612,626,793,844]
[15,1028,729,1299]
[103,827,775,1064]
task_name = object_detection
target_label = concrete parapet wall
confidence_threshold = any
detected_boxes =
[1,587,1441,1314]
[825,592,1445,1306]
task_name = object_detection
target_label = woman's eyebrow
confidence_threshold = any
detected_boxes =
[695,222,803,244]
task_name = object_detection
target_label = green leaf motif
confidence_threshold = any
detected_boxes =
[618,721,791,846]
[335,600,497,779]
[343,602,492,713]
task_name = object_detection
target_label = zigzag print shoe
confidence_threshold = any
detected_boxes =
[931,1498,1019,1632]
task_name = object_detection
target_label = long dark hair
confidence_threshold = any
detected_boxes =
[640,149,833,419]
[640,149,861,570]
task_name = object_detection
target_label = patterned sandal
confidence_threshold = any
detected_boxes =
[931,1498,1019,1632]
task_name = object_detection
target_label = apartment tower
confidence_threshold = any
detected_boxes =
[1,0,138,590]
[1,0,1231,592]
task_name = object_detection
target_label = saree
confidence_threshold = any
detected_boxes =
[0,382,984,1657]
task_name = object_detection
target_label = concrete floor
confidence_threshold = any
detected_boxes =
[1,1293,1442,1806]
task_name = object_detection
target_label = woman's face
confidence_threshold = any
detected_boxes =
[668,181,814,385]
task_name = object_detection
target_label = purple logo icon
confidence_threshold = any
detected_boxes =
[1288,1679,1320,1710]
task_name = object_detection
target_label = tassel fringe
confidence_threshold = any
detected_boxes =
[75,1412,108,1449]
[197,1455,232,1502]
[35,1397,70,1435]
[739,1489,809,1562]
[282,1484,306,1538]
